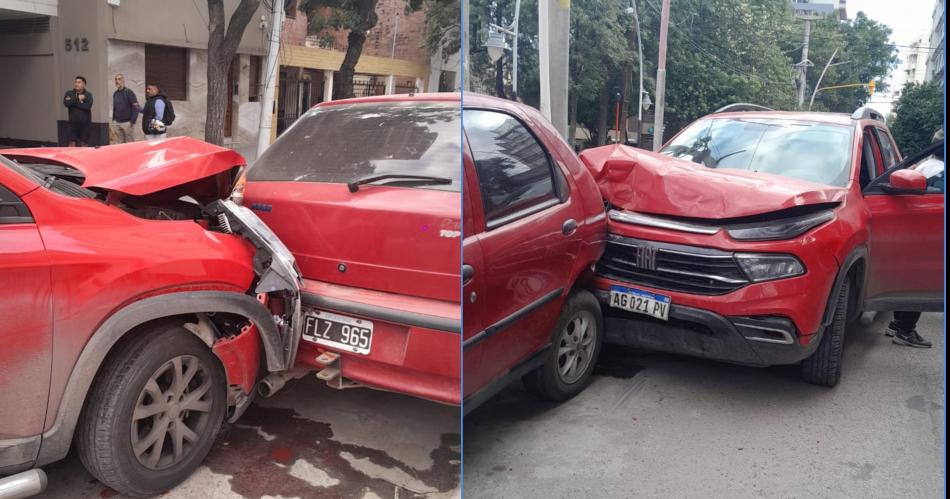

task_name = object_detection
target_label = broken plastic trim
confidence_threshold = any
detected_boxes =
[204,199,303,371]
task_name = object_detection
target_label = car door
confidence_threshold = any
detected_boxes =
[462,150,487,399]
[461,108,585,399]
[862,138,944,310]
[0,181,53,444]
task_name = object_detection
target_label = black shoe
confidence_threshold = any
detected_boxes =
[885,321,899,337]
[893,330,932,348]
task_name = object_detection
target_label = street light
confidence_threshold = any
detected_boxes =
[484,30,509,64]
[641,91,652,110]
[483,0,522,98]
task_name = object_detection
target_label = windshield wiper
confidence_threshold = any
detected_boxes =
[347,173,453,193]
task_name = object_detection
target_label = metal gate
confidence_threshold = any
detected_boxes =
[276,71,313,136]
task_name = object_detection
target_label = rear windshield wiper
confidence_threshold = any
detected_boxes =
[347,173,453,193]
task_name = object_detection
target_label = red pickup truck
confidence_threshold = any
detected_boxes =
[585,105,944,387]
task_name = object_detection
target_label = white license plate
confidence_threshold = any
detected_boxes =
[609,285,671,321]
[302,310,374,355]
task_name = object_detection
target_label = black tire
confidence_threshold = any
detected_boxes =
[75,323,227,497]
[801,279,850,387]
[523,290,603,401]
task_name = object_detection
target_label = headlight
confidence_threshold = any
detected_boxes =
[735,253,805,282]
[727,210,834,241]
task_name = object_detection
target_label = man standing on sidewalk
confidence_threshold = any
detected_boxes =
[111,74,139,143]
[63,76,93,146]
[142,83,171,140]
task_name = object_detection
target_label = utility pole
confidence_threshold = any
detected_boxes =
[790,1,834,108]
[538,0,570,138]
[257,0,283,159]
[795,15,813,107]
[652,0,670,152]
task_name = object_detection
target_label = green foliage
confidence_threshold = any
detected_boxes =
[889,81,945,156]
[468,0,900,143]
[424,0,462,60]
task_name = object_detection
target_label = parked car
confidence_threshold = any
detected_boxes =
[461,94,607,412]
[0,138,301,497]
[583,105,944,387]
[236,94,462,405]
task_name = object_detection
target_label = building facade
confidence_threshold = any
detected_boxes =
[926,0,945,84]
[272,0,458,139]
[902,34,931,85]
[0,0,272,149]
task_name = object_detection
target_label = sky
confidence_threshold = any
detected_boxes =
[845,0,940,115]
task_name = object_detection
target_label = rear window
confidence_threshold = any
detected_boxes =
[661,118,854,187]
[248,101,461,192]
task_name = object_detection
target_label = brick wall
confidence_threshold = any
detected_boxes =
[283,0,429,67]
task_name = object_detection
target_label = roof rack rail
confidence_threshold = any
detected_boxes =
[714,103,775,113]
[851,106,885,122]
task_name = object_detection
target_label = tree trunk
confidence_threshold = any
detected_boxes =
[334,0,379,100]
[596,85,610,146]
[335,30,367,99]
[205,0,259,146]
[494,58,506,99]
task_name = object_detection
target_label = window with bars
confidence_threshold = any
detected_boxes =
[145,44,188,101]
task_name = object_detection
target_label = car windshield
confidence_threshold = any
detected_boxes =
[660,118,854,187]
[247,101,461,192]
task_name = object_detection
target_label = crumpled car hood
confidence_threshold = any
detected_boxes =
[3,136,245,197]
[579,144,848,219]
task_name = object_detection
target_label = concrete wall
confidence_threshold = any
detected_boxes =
[0,26,59,144]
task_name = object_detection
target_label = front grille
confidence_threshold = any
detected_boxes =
[597,234,749,295]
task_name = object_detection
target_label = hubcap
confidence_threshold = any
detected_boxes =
[557,310,596,384]
[131,355,214,470]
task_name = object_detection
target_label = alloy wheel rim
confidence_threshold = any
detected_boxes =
[131,355,214,470]
[557,310,596,384]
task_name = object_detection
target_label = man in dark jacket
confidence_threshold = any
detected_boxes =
[142,83,169,140]
[111,74,139,143]
[63,76,93,146]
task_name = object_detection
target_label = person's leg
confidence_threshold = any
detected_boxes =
[123,122,136,142]
[66,121,81,147]
[109,122,121,144]
[78,122,90,146]
[890,311,930,348]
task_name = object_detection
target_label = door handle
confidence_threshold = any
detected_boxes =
[562,219,578,236]
[462,264,475,285]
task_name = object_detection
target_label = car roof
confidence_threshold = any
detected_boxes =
[313,92,460,108]
[702,110,856,126]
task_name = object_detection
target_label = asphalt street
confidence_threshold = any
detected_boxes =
[43,376,461,499]
[464,312,945,498]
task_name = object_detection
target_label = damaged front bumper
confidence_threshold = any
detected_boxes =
[203,200,304,416]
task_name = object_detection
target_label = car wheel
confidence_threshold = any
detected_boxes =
[75,322,227,497]
[801,279,850,387]
[523,290,603,401]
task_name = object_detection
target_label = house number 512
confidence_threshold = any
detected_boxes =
[65,38,90,52]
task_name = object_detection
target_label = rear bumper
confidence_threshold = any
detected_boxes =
[294,279,460,405]
[593,289,821,366]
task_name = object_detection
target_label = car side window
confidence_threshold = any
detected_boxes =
[0,183,33,224]
[859,130,879,189]
[873,128,899,169]
[464,109,558,228]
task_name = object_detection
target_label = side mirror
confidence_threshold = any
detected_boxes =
[881,169,928,195]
